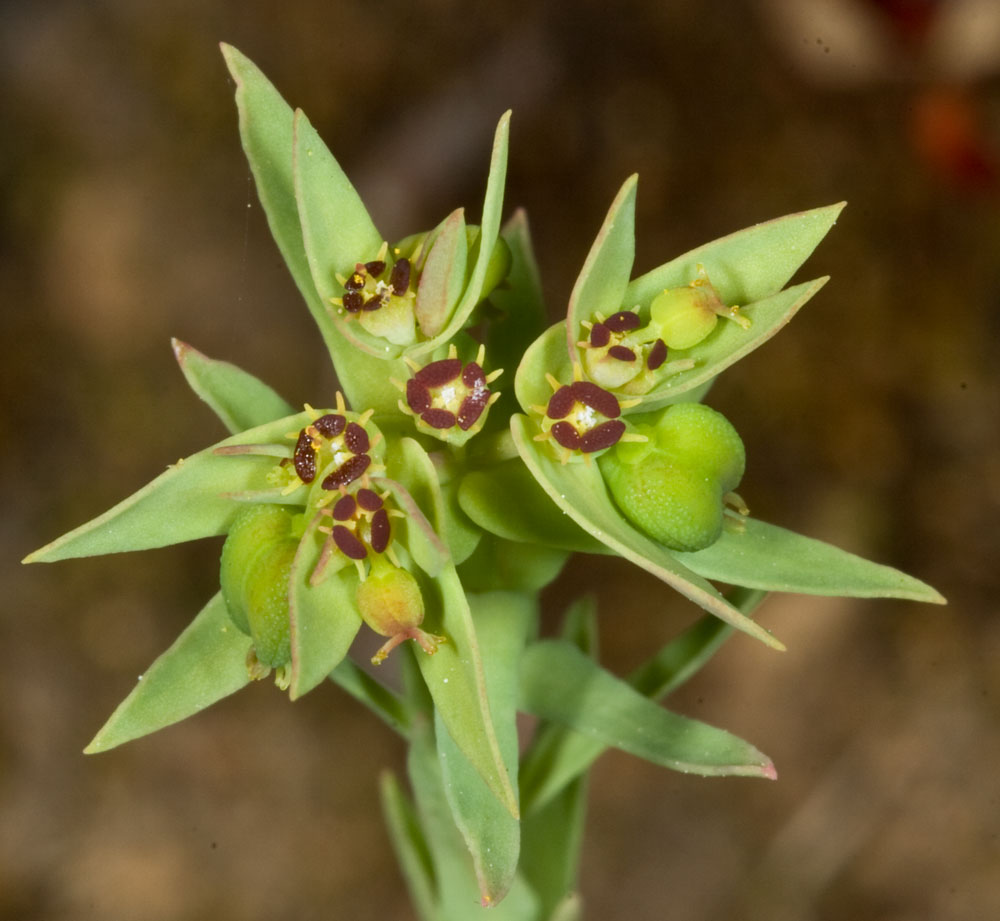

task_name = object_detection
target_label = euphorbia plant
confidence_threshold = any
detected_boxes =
[23,45,944,920]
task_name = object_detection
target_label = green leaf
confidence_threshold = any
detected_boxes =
[407,721,540,921]
[220,46,324,331]
[416,208,468,339]
[171,339,294,433]
[485,209,548,391]
[626,201,845,310]
[415,566,520,818]
[436,593,533,905]
[410,112,511,358]
[84,593,251,753]
[291,105,382,312]
[24,411,311,562]
[520,640,776,779]
[565,175,637,358]
[633,277,829,409]
[677,518,946,603]
[509,414,785,650]
[458,459,606,554]
[520,589,765,813]
[377,437,453,577]
[329,659,412,737]
[290,106,410,410]
[380,770,440,921]
[520,776,587,920]
[287,514,363,699]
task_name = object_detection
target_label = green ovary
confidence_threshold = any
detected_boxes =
[598,403,745,552]
[220,504,301,668]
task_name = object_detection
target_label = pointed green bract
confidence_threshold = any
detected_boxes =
[85,593,251,753]
[415,208,468,339]
[172,339,294,433]
[24,411,311,563]
[625,202,845,310]
[410,111,511,358]
[520,592,763,814]
[565,175,637,359]
[631,277,829,409]
[287,514,363,699]
[520,640,776,778]
[677,518,946,603]
[435,593,532,904]
[510,414,785,650]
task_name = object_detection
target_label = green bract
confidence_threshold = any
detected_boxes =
[22,45,946,919]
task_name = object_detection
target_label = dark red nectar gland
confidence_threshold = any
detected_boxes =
[535,377,634,462]
[331,242,418,347]
[397,344,502,442]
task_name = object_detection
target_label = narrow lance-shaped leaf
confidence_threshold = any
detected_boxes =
[565,174,637,359]
[414,565,520,818]
[435,592,533,905]
[287,514,363,700]
[677,518,946,604]
[291,106,410,411]
[632,277,829,410]
[85,593,251,753]
[519,596,595,913]
[220,45,328,334]
[379,770,439,921]
[625,201,846,309]
[171,338,295,434]
[510,413,785,650]
[520,640,776,779]
[24,411,312,563]
[521,589,765,814]
[410,111,511,358]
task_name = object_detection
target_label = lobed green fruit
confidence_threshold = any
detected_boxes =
[649,276,727,350]
[220,504,302,668]
[598,403,745,552]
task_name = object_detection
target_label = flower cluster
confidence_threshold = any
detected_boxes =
[23,45,944,914]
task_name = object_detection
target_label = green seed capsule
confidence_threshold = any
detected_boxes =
[355,556,444,665]
[598,403,745,552]
[220,504,301,670]
[648,266,748,350]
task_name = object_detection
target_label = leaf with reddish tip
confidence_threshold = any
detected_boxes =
[415,208,468,339]
[23,411,312,563]
[84,593,251,753]
[565,175,637,360]
[510,413,785,651]
[287,514,362,700]
[677,518,946,604]
[172,339,294,433]
[435,592,533,905]
[520,640,776,779]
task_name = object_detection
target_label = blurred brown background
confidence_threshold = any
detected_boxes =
[4,1,999,919]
